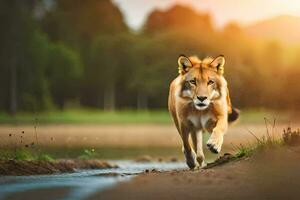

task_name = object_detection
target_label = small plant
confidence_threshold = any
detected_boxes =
[232,118,287,159]
[78,148,96,159]
[283,127,300,146]
[14,149,35,161]
[234,144,254,158]
[1,117,55,162]
[37,154,54,162]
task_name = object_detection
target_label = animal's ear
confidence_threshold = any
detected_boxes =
[210,55,225,74]
[178,55,192,74]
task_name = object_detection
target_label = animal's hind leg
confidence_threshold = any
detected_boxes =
[191,130,206,167]
[180,128,197,169]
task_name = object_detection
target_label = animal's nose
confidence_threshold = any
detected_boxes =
[197,96,207,102]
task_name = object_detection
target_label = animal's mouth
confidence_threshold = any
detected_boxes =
[196,103,207,107]
[193,99,209,110]
[194,102,209,110]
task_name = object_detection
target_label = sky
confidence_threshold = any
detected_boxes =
[112,0,300,30]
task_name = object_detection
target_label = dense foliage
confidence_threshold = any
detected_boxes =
[0,0,300,113]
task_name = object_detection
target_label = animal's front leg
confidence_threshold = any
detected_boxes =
[191,130,206,167]
[180,127,197,169]
[207,115,228,154]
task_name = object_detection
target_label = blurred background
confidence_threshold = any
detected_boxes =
[0,0,300,160]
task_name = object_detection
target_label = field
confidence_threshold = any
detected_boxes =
[0,109,294,124]
[1,109,300,200]
[0,109,298,161]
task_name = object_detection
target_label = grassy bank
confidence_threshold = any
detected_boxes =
[0,109,293,124]
[233,127,300,159]
[0,146,183,161]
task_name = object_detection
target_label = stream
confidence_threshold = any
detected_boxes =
[0,161,186,200]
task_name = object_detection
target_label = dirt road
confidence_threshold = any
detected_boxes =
[91,146,300,200]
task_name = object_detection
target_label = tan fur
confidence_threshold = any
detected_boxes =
[169,55,233,169]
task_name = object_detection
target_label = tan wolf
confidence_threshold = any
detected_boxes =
[168,55,239,169]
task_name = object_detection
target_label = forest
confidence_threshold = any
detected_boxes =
[1,0,300,114]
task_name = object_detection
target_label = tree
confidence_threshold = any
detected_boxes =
[0,0,51,113]
[18,31,51,111]
[144,5,213,35]
[41,0,129,109]
[41,0,127,50]
[86,33,137,110]
[47,43,83,109]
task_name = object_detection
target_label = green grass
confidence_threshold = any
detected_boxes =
[0,146,183,161]
[233,137,282,159]
[0,108,293,124]
[0,148,54,161]
[0,109,172,124]
[233,127,299,160]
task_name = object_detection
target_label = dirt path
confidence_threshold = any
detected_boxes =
[90,146,300,200]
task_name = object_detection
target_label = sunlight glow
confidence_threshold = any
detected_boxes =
[113,0,300,29]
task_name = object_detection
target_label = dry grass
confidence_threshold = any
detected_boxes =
[233,124,300,159]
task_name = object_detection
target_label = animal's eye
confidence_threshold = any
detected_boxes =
[207,80,214,85]
[189,80,196,85]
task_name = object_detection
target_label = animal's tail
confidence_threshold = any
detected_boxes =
[228,107,240,123]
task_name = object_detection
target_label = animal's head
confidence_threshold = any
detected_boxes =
[177,55,227,110]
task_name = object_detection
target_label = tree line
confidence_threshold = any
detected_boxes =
[1,0,300,114]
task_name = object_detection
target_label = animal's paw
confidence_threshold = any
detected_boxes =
[207,132,224,154]
[184,150,197,169]
[196,155,206,168]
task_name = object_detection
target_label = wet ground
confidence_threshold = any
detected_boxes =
[1,121,299,199]
[93,147,300,200]
[0,161,186,200]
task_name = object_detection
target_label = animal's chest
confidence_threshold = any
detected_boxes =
[187,113,217,132]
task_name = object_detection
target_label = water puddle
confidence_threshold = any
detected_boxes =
[0,161,186,200]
